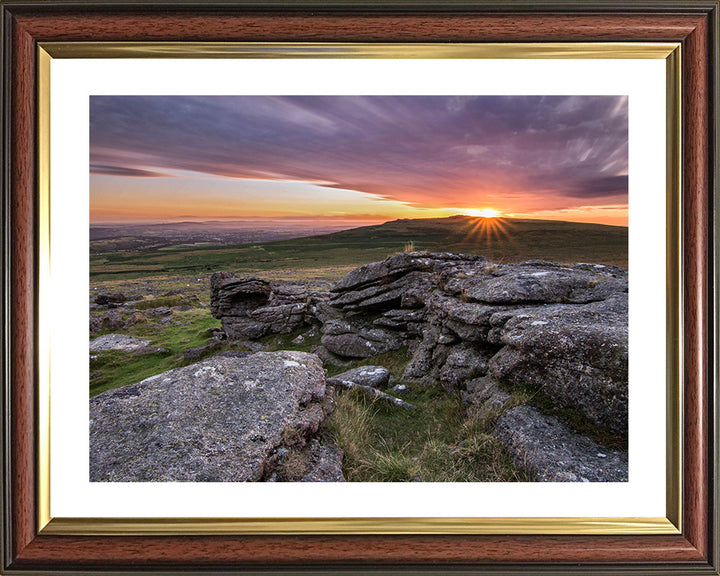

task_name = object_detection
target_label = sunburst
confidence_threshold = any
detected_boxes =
[463,208,501,218]
[458,212,517,258]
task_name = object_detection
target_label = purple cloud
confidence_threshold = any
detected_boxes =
[90,95,628,211]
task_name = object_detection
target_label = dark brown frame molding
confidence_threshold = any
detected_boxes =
[1,1,718,574]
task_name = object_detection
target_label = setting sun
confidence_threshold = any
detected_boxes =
[464,208,501,218]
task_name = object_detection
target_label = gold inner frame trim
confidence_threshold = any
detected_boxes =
[37,46,52,536]
[664,44,683,532]
[43,516,678,536]
[36,42,683,536]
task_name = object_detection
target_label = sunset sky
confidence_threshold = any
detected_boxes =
[89,95,628,226]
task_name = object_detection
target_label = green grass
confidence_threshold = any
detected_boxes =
[90,216,628,281]
[312,345,530,482]
[259,326,323,354]
[325,385,530,482]
[130,294,198,310]
[89,308,230,396]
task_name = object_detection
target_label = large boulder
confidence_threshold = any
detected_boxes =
[248,302,307,333]
[90,351,344,482]
[493,405,628,482]
[210,272,310,340]
[330,252,438,293]
[488,294,628,435]
[330,252,484,308]
[210,274,271,318]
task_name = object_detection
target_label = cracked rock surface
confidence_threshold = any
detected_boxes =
[90,351,343,482]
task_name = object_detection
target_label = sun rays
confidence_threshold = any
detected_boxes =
[458,214,518,258]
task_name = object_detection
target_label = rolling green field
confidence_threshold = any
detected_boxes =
[90,216,628,281]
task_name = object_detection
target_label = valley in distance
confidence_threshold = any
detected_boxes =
[90,214,629,483]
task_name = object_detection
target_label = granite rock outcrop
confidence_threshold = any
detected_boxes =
[209,252,629,481]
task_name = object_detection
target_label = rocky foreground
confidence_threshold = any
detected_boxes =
[90,351,343,482]
[90,252,628,482]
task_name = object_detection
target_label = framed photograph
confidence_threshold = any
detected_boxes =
[1,1,717,574]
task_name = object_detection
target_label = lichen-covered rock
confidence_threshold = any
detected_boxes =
[458,260,627,305]
[320,320,403,358]
[269,281,308,303]
[330,252,437,293]
[493,405,627,482]
[373,308,426,333]
[402,324,441,381]
[488,294,628,435]
[248,302,307,334]
[438,344,491,390]
[330,271,434,313]
[220,316,268,340]
[425,291,501,343]
[330,251,483,300]
[310,344,353,368]
[327,366,391,389]
[89,333,151,352]
[90,351,334,482]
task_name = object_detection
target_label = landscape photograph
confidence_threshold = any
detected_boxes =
[89,95,629,483]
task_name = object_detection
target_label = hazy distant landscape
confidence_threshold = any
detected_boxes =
[90,215,628,281]
[90,218,380,254]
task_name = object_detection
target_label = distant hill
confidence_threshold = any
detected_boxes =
[90,215,627,280]
[307,215,627,265]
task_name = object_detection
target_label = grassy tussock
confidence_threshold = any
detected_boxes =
[327,390,375,479]
[325,384,530,482]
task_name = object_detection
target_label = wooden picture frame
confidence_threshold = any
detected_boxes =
[1,1,717,573]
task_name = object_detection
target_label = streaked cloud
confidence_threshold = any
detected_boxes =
[90,95,628,224]
[90,164,170,178]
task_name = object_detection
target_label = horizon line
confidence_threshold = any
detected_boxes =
[89,213,629,228]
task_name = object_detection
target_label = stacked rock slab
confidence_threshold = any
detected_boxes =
[90,351,344,482]
[210,252,629,481]
[210,272,310,340]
